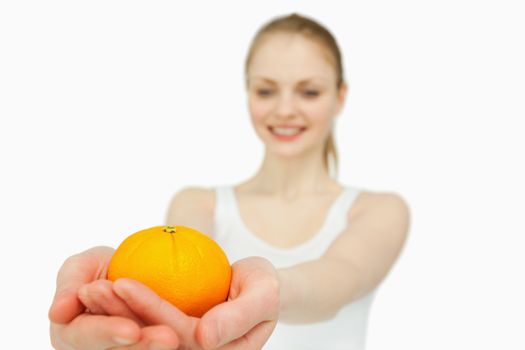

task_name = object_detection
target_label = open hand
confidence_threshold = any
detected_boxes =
[81,256,280,349]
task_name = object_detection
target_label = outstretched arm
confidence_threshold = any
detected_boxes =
[278,192,410,322]
[98,192,410,347]
[74,190,409,349]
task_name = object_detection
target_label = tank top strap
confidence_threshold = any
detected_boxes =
[338,186,362,216]
[322,186,362,239]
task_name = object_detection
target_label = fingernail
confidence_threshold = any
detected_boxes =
[113,336,136,345]
[115,278,137,296]
[113,279,130,300]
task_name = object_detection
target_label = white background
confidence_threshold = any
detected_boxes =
[1,0,524,349]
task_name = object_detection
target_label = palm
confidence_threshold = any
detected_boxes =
[76,255,280,349]
[196,257,280,349]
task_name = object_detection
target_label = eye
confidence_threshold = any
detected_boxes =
[256,89,273,97]
[303,90,319,98]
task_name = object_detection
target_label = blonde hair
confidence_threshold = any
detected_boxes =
[244,13,345,178]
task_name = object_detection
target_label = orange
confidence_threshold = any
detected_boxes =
[107,225,232,317]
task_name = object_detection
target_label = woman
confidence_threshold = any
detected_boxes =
[49,13,410,349]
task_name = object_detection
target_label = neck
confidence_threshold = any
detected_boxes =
[241,148,339,200]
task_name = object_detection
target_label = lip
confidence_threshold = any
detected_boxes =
[270,125,307,129]
[268,126,307,142]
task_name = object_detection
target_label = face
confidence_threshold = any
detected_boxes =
[246,33,347,159]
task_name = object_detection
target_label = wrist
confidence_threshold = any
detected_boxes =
[276,267,298,319]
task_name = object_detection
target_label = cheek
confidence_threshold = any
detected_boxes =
[305,98,336,127]
[248,98,272,124]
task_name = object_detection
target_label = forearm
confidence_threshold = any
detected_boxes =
[277,257,365,323]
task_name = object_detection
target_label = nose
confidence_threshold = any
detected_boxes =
[275,92,297,119]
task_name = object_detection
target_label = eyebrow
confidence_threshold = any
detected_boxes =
[248,77,326,85]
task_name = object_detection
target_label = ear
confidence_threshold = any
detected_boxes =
[336,82,349,115]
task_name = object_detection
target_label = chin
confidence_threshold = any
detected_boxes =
[265,143,319,159]
[258,128,324,157]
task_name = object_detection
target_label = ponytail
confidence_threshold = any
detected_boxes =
[323,130,338,179]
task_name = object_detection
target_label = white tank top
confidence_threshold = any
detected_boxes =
[212,185,377,350]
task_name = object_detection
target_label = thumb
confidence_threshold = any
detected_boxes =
[49,246,114,324]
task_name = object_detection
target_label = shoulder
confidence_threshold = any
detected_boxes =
[169,186,215,205]
[349,189,410,231]
[166,186,216,235]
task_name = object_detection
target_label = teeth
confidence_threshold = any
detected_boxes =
[271,127,303,136]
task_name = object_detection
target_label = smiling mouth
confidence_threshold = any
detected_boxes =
[268,126,307,135]
[268,126,307,140]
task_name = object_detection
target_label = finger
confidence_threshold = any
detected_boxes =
[119,325,179,350]
[141,325,179,350]
[58,314,140,349]
[78,282,106,315]
[218,320,277,350]
[49,246,115,324]
[109,325,179,350]
[79,279,145,325]
[113,278,190,326]
[113,278,197,344]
